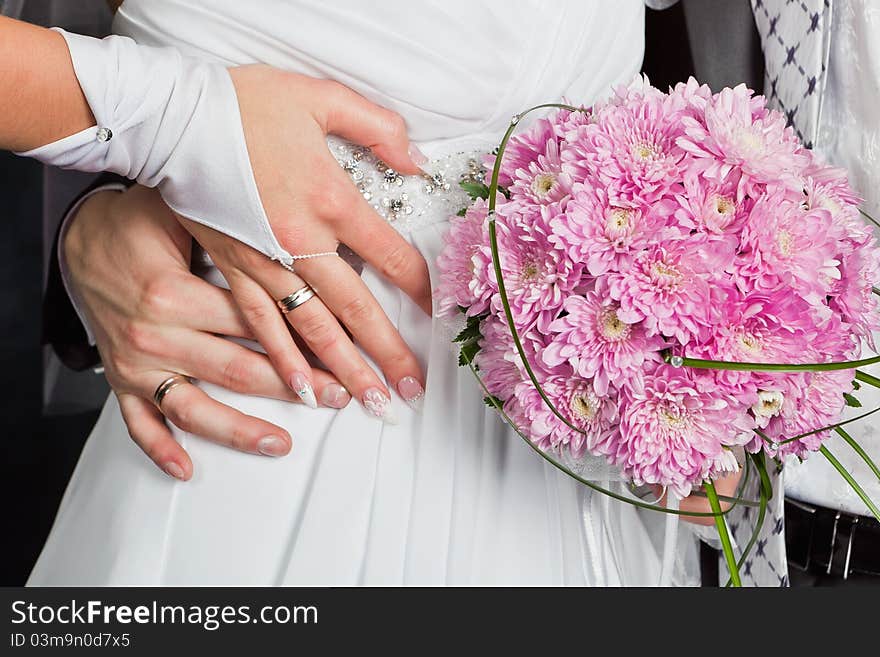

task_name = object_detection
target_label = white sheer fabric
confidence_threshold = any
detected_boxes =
[29,0,709,586]
[786,0,880,517]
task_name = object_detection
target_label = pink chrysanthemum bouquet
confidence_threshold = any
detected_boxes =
[437,78,880,583]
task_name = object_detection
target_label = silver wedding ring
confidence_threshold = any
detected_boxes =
[153,374,192,409]
[277,285,316,313]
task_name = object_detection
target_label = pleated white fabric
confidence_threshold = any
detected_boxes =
[29,0,703,586]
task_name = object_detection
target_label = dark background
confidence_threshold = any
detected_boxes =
[0,2,763,585]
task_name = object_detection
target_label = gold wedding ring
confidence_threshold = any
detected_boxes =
[153,374,192,409]
[277,285,316,313]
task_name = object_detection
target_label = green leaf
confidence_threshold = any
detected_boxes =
[460,180,490,200]
[844,392,862,408]
[458,339,481,367]
[483,395,503,409]
[852,379,861,391]
[456,207,467,217]
[452,313,484,343]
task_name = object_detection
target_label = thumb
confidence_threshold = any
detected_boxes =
[315,80,427,175]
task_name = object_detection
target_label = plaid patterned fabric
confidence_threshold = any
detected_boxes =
[725,462,789,586]
[751,0,834,147]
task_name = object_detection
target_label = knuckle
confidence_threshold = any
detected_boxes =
[295,311,339,352]
[219,356,256,393]
[382,111,407,141]
[228,423,255,452]
[315,185,352,219]
[339,295,376,326]
[140,275,178,318]
[120,321,158,355]
[164,398,194,431]
[239,299,274,328]
[379,243,414,281]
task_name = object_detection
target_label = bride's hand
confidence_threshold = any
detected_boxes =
[181,67,431,419]
[63,185,352,480]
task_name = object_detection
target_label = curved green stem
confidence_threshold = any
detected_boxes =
[705,480,741,587]
[819,445,880,522]
[666,352,880,373]
[835,426,880,482]
[465,358,758,516]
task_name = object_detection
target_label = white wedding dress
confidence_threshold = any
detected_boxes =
[28,0,704,586]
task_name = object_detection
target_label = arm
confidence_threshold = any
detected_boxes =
[0,16,94,151]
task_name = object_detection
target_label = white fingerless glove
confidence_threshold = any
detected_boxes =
[16,29,293,265]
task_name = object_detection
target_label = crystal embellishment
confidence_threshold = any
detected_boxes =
[96,127,113,143]
[328,135,479,234]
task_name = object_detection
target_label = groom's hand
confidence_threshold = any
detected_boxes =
[63,185,352,480]
[194,67,432,419]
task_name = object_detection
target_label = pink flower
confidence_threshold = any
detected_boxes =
[549,182,678,275]
[485,117,558,188]
[607,236,733,344]
[677,84,807,189]
[543,283,666,395]
[760,370,855,458]
[508,137,573,206]
[617,363,752,497]
[507,374,619,459]
[491,201,584,331]
[476,317,547,401]
[737,188,843,311]
[562,90,687,203]
[436,198,497,318]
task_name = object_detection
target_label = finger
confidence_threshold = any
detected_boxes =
[145,274,254,339]
[246,262,398,421]
[319,178,432,314]
[155,377,294,457]
[222,271,320,408]
[117,393,193,481]
[314,79,427,175]
[666,470,743,526]
[295,256,425,408]
[158,328,351,407]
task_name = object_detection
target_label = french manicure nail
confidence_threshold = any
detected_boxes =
[290,372,318,409]
[397,376,425,412]
[320,383,351,409]
[163,462,185,480]
[363,388,398,425]
[408,143,429,169]
[257,435,289,457]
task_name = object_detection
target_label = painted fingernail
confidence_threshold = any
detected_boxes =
[257,435,289,457]
[397,376,425,412]
[290,372,318,409]
[408,143,429,168]
[320,383,351,409]
[163,462,186,480]
[363,388,398,425]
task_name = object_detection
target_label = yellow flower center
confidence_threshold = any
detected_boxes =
[659,406,688,430]
[777,229,794,256]
[631,141,661,161]
[531,173,557,198]
[599,308,631,341]
[714,196,734,216]
[570,392,598,421]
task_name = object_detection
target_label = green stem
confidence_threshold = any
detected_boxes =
[835,426,880,482]
[855,369,880,389]
[819,445,880,522]
[705,480,741,587]
[725,455,768,587]
[778,403,880,445]
[667,352,880,373]
[486,103,588,435]
[464,357,758,516]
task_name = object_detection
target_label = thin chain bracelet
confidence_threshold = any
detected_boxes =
[290,251,340,260]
